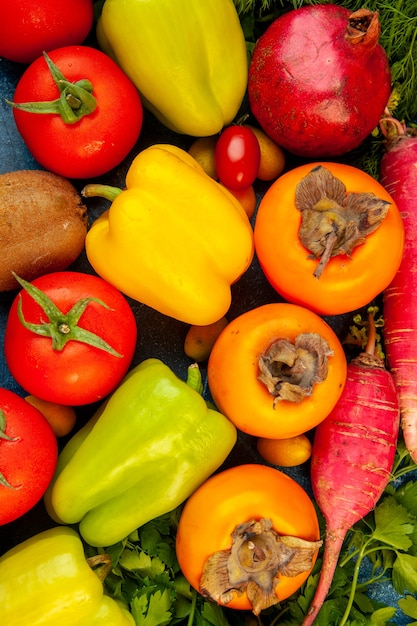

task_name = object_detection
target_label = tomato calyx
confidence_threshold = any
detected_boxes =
[258,332,333,405]
[0,409,21,490]
[199,518,322,615]
[6,52,97,124]
[296,166,390,279]
[13,273,123,356]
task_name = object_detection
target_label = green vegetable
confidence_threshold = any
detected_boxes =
[45,358,237,548]
[98,0,248,136]
[0,526,134,626]
[84,435,417,625]
[86,508,233,626]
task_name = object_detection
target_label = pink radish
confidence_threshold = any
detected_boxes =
[380,117,417,463]
[302,312,400,625]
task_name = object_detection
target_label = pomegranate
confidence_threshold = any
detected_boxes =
[248,5,391,158]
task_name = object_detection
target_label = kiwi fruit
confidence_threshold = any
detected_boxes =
[0,169,88,291]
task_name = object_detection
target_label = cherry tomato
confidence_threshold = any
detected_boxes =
[214,125,261,190]
[10,46,143,178]
[176,464,321,612]
[0,389,58,525]
[207,303,347,439]
[254,162,404,315]
[4,272,137,406]
[0,0,94,65]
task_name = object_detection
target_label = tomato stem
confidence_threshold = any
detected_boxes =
[5,52,97,124]
[13,273,123,356]
[0,409,19,443]
[0,410,21,491]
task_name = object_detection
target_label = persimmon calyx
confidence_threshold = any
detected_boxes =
[199,518,322,616]
[258,332,333,404]
[295,165,390,279]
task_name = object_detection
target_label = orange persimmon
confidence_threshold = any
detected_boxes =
[176,464,321,613]
[207,303,347,439]
[254,162,404,315]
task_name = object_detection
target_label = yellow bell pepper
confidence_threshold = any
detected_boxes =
[97,0,248,136]
[84,144,254,325]
[0,526,134,626]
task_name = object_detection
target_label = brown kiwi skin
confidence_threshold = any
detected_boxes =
[0,170,88,291]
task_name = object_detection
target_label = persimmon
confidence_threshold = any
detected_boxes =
[184,316,228,362]
[188,135,218,180]
[254,162,404,315]
[224,184,257,219]
[176,463,321,614]
[25,395,77,437]
[257,433,312,467]
[207,303,347,439]
[246,125,286,181]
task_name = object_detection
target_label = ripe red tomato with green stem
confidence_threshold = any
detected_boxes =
[0,0,94,65]
[8,46,143,179]
[4,272,137,406]
[0,388,58,525]
[215,125,261,190]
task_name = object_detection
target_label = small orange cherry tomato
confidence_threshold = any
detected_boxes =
[207,303,347,439]
[254,162,404,315]
[176,464,321,613]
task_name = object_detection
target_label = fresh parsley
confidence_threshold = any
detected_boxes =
[85,435,417,626]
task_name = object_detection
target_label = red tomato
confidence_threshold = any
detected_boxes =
[0,0,94,65]
[0,389,58,525]
[215,125,261,190]
[10,46,143,178]
[4,272,138,406]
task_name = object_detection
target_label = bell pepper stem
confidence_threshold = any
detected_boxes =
[86,553,112,583]
[186,363,204,395]
[82,183,124,202]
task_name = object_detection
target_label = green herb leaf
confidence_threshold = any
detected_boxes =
[373,496,414,550]
[398,595,417,620]
[392,553,417,595]
[392,480,417,517]
[119,549,166,579]
[201,601,231,625]
[369,607,397,625]
[131,588,173,626]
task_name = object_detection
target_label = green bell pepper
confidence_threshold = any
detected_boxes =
[46,359,237,547]
[97,0,248,136]
[0,526,134,626]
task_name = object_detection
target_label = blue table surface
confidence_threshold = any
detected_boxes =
[0,56,415,624]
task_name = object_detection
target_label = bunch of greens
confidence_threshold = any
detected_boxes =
[85,438,417,626]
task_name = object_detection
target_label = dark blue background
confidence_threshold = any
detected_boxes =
[0,56,414,624]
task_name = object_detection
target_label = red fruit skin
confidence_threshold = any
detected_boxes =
[0,0,94,65]
[248,4,391,158]
[0,389,58,525]
[381,136,417,463]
